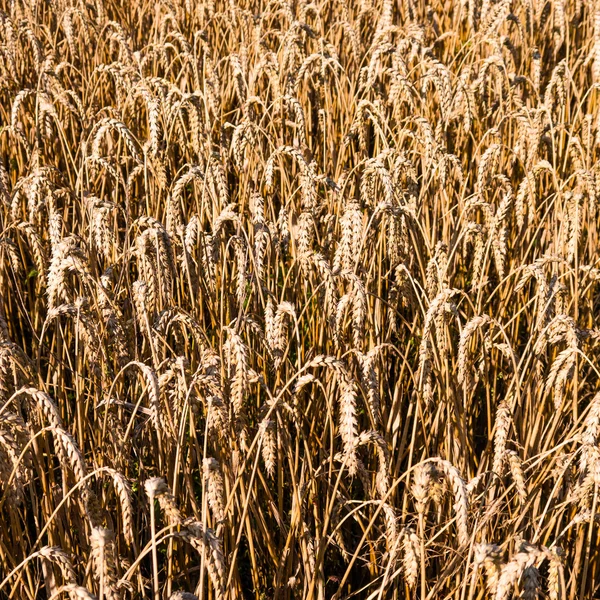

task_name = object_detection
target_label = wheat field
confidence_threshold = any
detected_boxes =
[1,0,600,598]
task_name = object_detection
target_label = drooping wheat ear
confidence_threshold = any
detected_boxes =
[355,430,396,556]
[102,468,134,546]
[39,91,61,141]
[555,510,597,541]
[131,277,151,324]
[425,241,448,298]
[90,527,120,600]
[46,301,101,373]
[0,159,10,206]
[458,314,491,390]
[544,59,567,112]
[203,458,225,526]
[223,326,248,417]
[577,444,600,503]
[265,146,316,211]
[146,477,225,598]
[479,0,491,21]
[0,419,28,502]
[169,166,203,237]
[92,118,142,164]
[473,543,502,596]
[355,430,390,498]
[137,84,162,157]
[283,95,307,147]
[211,205,239,248]
[200,48,221,115]
[411,462,433,516]
[534,313,579,357]
[1,236,23,279]
[206,395,230,437]
[429,462,449,505]
[230,235,248,305]
[361,152,396,209]
[180,522,226,600]
[545,546,563,600]
[378,502,398,564]
[296,211,315,258]
[463,222,485,285]
[290,373,317,426]
[544,347,577,409]
[548,451,572,495]
[17,387,61,429]
[455,65,474,132]
[418,367,434,410]
[491,175,512,280]
[89,199,118,264]
[47,207,64,249]
[495,543,544,600]
[47,237,90,310]
[129,361,164,440]
[260,418,277,478]
[229,52,247,103]
[308,355,359,476]
[333,199,363,273]
[10,88,34,131]
[355,347,382,428]
[515,171,532,229]
[47,237,72,308]
[401,527,419,589]
[0,342,34,401]
[146,477,183,524]
[51,426,101,523]
[426,458,470,547]
[61,8,78,59]
[330,496,351,562]
[206,155,229,207]
[179,225,200,295]
[145,477,165,600]
[183,212,199,257]
[565,191,582,264]
[580,391,600,474]
[335,294,352,349]
[308,252,337,313]
[135,220,176,310]
[38,546,78,586]
[231,117,258,169]
[593,6,600,84]
[477,144,501,191]
[383,205,411,268]
[418,289,458,400]
[17,221,47,286]
[505,450,527,505]
[480,0,511,38]
[493,399,512,476]
[300,522,316,579]
[251,192,270,283]
[516,262,553,331]
[423,58,452,121]
[265,297,276,355]
[345,272,367,351]
[17,389,91,499]
[158,361,180,420]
